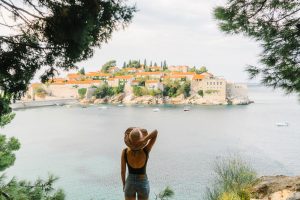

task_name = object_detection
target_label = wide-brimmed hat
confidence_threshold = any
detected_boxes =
[124,127,148,150]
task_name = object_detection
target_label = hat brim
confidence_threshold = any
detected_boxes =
[124,127,148,150]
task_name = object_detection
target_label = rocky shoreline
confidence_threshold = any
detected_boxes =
[251,176,300,200]
[80,93,253,105]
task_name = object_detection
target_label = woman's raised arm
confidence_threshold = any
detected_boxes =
[144,129,158,153]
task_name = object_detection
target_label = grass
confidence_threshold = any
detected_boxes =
[205,156,257,200]
[155,186,175,200]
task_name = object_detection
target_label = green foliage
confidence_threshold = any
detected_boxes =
[0,174,65,200]
[101,60,117,73]
[78,67,85,75]
[132,86,145,97]
[0,135,21,172]
[177,81,191,97]
[0,1,136,102]
[135,77,148,86]
[214,1,300,93]
[155,186,175,200]
[114,70,128,76]
[0,95,14,127]
[163,80,180,97]
[132,86,162,97]
[205,90,219,95]
[126,60,141,68]
[113,84,125,94]
[163,80,190,97]
[93,84,123,98]
[198,66,208,73]
[78,88,87,99]
[149,89,162,97]
[198,90,204,97]
[163,60,168,70]
[205,157,257,200]
[189,66,208,74]
[34,87,47,98]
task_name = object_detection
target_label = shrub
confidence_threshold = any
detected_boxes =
[34,87,47,98]
[155,186,175,200]
[93,84,124,98]
[205,157,257,200]
[163,80,190,97]
[133,86,144,96]
[163,80,181,97]
[198,90,204,97]
[93,84,113,98]
[177,81,190,97]
[149,89,162,96]
[78,88,87,99]
[113,84,124,94]
[205,90,219,95]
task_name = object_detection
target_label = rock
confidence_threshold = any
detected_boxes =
[251,176,300,200]
[94,98,105,104]
[80,98,92,104]
[110,93,125,104]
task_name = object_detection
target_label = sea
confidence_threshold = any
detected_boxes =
[2,85,300,200]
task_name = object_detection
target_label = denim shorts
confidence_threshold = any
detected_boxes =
[124,173,150,199]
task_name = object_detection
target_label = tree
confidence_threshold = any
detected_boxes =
[163,60,168,70]
[214,0,300,93]
[154,62,158,66]
[0,0,136,103]
[101,60,117,72]
[150,61,153,67]
[144,59,147,67]
[78,67,85,75]
[198,66,208,73]
[123,62,127,68]
[0,0,136,198]
[0,98,64,199]
[126,60,141,68]
[93,84,115,98]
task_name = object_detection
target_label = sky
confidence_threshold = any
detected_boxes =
[1,0,262,83]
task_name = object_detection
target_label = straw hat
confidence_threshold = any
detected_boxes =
[124,127,148,150]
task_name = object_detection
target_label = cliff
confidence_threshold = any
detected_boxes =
[251,176,300,200]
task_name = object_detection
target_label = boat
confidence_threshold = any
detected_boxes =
[65,105,71,108]
[276,122,289,127]
[98,106,108,110]
[153,108,160,112]
[183,107,190,111]
[117,104,124,107]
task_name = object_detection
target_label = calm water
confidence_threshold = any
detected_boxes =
[2,86,300,200]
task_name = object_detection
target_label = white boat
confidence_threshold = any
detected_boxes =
[153,108,160,112]
[98,106,108,110]
[276,122,289,127]
[117,104,124,107]
[183,107,190,111]
[65,105,71,108]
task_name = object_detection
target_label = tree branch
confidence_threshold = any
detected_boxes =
[0,0,43,19]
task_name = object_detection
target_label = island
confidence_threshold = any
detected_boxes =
[23,61,252,106]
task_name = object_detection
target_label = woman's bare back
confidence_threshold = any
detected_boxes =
[126,149,147,168]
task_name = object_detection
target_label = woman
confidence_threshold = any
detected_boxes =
[121,127,158,200]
